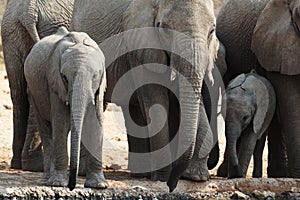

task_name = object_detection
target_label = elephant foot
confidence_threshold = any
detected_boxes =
[84,171,109,189]
[182,157,210,181]
[47,170,68,187]
[216,162,228,177]
[10,157,22,169]
[228,165,243,179]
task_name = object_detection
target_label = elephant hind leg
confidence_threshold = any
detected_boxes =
[22,103,44,172]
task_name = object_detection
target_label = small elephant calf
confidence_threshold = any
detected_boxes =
[24,27,108,190]
[217,70,276,178]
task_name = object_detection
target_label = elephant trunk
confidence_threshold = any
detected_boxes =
[226,121,243,178]
[68,74,92,190]
[167,46,202,192]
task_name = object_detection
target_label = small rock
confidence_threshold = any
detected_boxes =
[231,191,249,199]
[252,190,275,199]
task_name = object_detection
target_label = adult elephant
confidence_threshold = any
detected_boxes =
[70,0,219,191]
[1,0,74,171]
[216,0,300,178]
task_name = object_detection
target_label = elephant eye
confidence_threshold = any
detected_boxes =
[242,114,251,122]
[62,75,68,83]
[208,25,215,40]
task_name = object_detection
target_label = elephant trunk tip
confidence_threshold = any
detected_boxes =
[167,176,179,193]
[68,168,77,191]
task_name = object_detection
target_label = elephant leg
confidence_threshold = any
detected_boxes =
[2,27,35,169]
[252,132,266,178]
[5,63,30,169]
[47,96,69,187]
[267,72,300,177]
[124,84,172,181]
[182,103,211,181]
[84,147,108,189]
[30,100,52,179]
[21,103,44,172]
[267,115,288,177]
[217,149,228,177]
[78,144,87,176]
[236,127,257,177]
[143,85,171,181]
[121,103,151,179]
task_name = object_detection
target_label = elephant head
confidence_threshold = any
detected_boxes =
[121,0,219,191]
[225,71,276,178]
[251,0,300,75]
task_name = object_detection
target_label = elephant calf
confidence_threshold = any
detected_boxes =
[218,70,276,178]
[24,27,108,190]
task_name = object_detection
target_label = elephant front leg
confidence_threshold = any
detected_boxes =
[30,100,52,179]
[252,132,266,178]
[47,96,69,187]
[84,150,108,189]
[267,115,288,177]
[122,104,151,179]
[182,103,211,181]
[140,85,171,181]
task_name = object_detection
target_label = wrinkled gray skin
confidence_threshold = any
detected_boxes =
[24,27,108,190]
[216,0,293,178]
[220,72,275,178]
[71,0,219,192]
[1,0,74,171]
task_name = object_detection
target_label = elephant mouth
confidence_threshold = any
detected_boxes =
[288,3,300,37]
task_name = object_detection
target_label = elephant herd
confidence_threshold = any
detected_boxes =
[1,0,300,192]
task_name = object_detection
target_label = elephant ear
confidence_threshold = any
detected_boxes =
[227,73,246,90]
[241,75,276,139]
[251,0,300,75]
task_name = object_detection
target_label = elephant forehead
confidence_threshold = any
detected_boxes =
[62,44,105,70]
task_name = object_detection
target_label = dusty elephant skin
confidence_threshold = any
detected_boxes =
[71,0,220,192]
[24,27,108,190]
[216,0,293,178]
[1,0,74,171]
[218,71,276,178]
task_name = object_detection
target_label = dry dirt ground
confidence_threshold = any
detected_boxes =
[1,64,300,199]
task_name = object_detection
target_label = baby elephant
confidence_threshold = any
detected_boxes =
[24,27,108,190]
[218,70,276,178]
